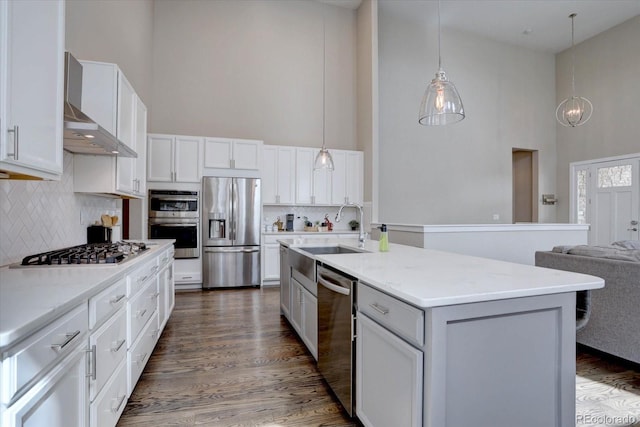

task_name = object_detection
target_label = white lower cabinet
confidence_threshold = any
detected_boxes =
[2,344,88,427]
[90,358,127,427]
[356,282,424,427]
[356,313,423,427]
[289,277,317,360]
[128,311,159,395]
[158,258,175,330]
[279,245,291,317]
[89,309,127,401]
[0,246,175,427]
[262,243,280,283]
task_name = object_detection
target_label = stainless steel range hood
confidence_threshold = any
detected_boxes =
[63,52,136,158]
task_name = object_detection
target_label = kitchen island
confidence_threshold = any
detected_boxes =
[279,238,604,427]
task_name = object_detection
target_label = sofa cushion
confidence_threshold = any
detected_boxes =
[565,245,640,262]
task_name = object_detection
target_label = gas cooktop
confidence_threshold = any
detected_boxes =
[16,241,148,267]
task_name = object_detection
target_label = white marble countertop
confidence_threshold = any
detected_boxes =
[263,230,359,236]
[0,240,174,351]
[279,238,604,308]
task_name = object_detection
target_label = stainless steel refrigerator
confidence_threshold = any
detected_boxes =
[201,177,261,289]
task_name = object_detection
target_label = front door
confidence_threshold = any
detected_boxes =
[590,159,639,245]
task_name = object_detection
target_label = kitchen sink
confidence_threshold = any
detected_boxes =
[300,246,365,255]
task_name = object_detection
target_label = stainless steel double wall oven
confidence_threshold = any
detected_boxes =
[148,190,199,258]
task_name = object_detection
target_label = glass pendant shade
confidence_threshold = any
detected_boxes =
[556,13,592,127]
[556,96,593,127]
[419,70,465,125]
[418,0,465,126]
[314,147,334,170]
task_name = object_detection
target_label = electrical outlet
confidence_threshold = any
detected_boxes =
[492,213,500,221]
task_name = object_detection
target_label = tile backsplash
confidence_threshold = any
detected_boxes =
[0,152,120,266]
[263,205,359,232]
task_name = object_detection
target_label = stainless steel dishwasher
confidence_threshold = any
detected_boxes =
[317,263,357,417]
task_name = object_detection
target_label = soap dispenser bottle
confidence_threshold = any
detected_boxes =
[379,224,389,252]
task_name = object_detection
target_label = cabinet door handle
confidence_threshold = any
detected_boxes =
[137,309,148,318]
[111,339,126,353]
[370,303,389,315]
[110,294,126,304]
[7,125,19,160]
[51,330,81,350]
[111,394,127,413]
[86,345,97,380]
[139,275,148,283]
[136,352,148,365]
[151,292,160,300]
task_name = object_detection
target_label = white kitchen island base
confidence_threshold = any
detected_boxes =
[279,239,601,427]
[358,284,576,427]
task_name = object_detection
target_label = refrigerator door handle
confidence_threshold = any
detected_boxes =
[204,247,260,254]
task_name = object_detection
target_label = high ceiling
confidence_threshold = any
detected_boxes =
[328,0,640,53]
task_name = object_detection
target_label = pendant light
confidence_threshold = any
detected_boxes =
[314,19,334,171]
[418,0,465,126]
[556,13,592,127]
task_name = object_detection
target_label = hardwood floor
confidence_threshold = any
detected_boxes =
[118,288,640,427]
[117,287,356,427]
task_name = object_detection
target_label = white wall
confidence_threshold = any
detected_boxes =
[65,0,154,104]
[151,0,357,150]
[377,1,557,225]
[356,0,377,203]
[555,16,640,222]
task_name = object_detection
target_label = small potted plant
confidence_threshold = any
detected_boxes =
[349,219,359,231]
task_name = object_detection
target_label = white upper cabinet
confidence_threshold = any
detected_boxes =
[74,61,145,198]
[0,0,64,180]
[132,95,147,196]
[79,60,136,153]
[296,148,331,205]
[331,149,363,205]
[261,145,363,206]
[203,137,262,170]
[262,145,295,204]
[147,134,201,183]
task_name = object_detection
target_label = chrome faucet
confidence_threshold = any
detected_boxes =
[335,203,365,247]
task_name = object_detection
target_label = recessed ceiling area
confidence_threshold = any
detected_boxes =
[380,1,640,53]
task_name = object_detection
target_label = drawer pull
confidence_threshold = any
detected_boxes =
[86,345,97,380]
[370,303,389,315]
[111,394,127,413]
[136,352,148,365]
[151,292,160,299]
[138,275,148,283]
[137,309,147,318]
[111,339,126,353]
[51,330,81,350]
[151,265,159,273]
[110,294,126,304]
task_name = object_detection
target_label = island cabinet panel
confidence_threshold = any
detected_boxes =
[356,313,423,427]
[425,292,576,427]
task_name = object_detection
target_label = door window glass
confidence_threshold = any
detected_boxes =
[597,165,632,188]
[576,169,588,224]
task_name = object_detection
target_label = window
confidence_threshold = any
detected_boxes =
[597,165,632,188]
[576,169,588,225]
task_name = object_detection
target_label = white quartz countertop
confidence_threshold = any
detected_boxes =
[0,240,175,351]
[280,238,604,308]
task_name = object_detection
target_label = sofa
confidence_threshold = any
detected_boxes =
[535,241,640,364]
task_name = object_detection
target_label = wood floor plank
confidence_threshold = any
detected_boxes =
[117,288,356,427]
[118,287,640,427]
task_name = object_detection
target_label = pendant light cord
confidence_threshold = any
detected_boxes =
[437,0,442,71]
[322,19,326,151]
[570,13,576,96]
